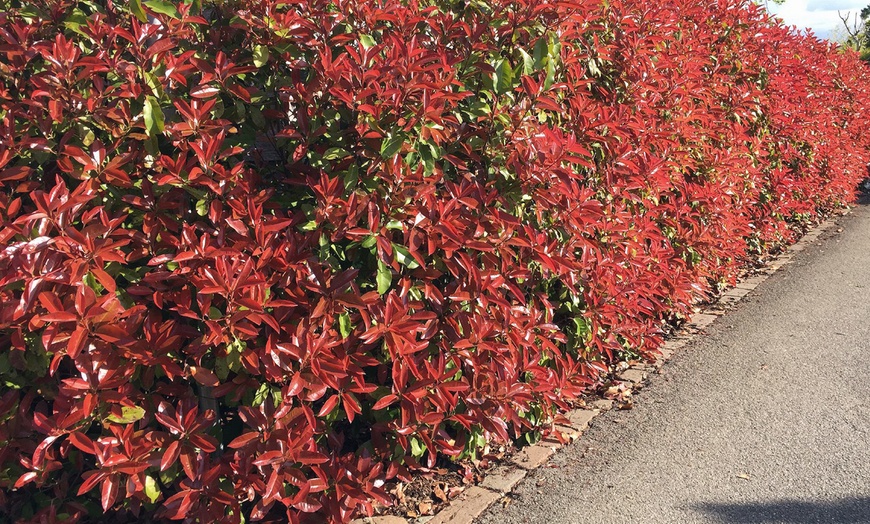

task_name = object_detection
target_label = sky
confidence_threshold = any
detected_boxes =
[767,0,867,40]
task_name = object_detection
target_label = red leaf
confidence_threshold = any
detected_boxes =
[37,312,78,323]
[228,432,260,449]
[287,372,305,397]
[293,497,322,513]
[77,471,105,495]
[91,266,117,294]
[179,449,197,480]
[161,440,180,472]
[0,166,31,182]
[101,475,120,511]
[190,366,219,387]
[68,327,88,359]
[296,450,329,465]
[252,450,283,467]
[162,490,196,520]
[188,433,218,452]
[146,38,176,59]
[190,85,220,99]
[227,83,251,102]
[372,394,398,411]
[68,431,95,454]
[317,394,339,418]
[14,472,37,489]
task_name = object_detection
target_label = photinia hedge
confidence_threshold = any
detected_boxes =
[1,0,868,522]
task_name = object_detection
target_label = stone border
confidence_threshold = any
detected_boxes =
[351,211,848,524]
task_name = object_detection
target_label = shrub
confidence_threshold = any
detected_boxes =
[0,0,867,522]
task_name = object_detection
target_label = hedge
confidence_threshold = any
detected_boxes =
[0,0,868,522]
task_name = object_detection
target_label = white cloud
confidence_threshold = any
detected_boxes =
[768,0,866,38]
[806,0,860,12]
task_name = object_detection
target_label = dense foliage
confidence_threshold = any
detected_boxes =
[1,0,868,522]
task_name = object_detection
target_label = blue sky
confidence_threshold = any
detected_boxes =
[767,0,867,39]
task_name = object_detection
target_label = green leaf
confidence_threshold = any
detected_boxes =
[299,220,318,231]
[83,272,101,292]
[361,235,377,249]
[144,0,179,18]
[518,48,534,75]
[227,345,241,372]
[548,32,562,64]
[131,0,147,22]
[144,475,161,504]
[228,337,245,355]
[159,464,178,486]
[215,356,229,381]
[393,244,420,269]
[253,383,270,407]
[410,437,426,458]
[533,37,548,69]
[323,147,350,160]
[107,405,146,424]
[0,353,10,375]
[572,317,590,340]
[82,128,96,147]
[380,133,405,159]
[249,106,266,128]
[493,58,514,95]
[252,45,269,68]
[360,34,377,49]
[376,260,392,295]
[18,5,42,21]
[144,71,164,98]
[63,8,89,37]
[144,135,160,156]
[183,0,203,13]
[196,198,209,216]
[143,96,164,137]
[338,312,352,339]
[543,60,556,91]
[419,143,436,174]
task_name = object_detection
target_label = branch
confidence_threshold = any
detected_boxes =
[838,10,863,49]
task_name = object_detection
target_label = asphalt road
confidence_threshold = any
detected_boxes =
[476,199,870,524]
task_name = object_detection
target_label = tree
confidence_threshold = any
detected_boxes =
[838,8,870,60]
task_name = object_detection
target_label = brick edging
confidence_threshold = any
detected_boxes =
[351,210,849,524]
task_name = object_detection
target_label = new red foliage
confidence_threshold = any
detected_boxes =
[0,0,868,522]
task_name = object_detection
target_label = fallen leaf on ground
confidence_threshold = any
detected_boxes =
[433,482,448,502]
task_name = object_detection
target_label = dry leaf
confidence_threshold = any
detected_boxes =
[433,482,448,502]
[417,500,433,515]
[393,483,406,504]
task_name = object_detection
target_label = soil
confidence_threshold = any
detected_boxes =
[379,461,480,520]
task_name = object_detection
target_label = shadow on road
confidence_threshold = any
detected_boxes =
[695,497,870,523]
